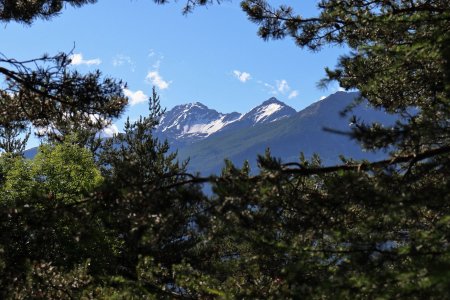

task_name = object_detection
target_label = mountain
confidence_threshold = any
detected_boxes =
[217,97,297,134]
[177,92,397,174]
[153,98,296,146]
[246,97,297,123]
[153,102,241,146]
[23,92,397,175]
[22,97,296,159]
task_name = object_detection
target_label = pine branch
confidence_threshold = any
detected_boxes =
[279,145,450,175]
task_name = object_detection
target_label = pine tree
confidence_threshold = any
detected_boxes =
[195,1,450,297]
[94,88,208,293]
[0,121,30,155]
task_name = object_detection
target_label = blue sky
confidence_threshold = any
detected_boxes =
[2,0,346,146]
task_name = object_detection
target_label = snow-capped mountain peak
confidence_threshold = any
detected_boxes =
[155,102,242,143]
[254,102,283,122]
[242,97,296,125]
[154,97,296,145]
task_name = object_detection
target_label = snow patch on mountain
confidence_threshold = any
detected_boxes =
[182,114,241,136]
[254,103,283,122]
[240,97,297,126]
[155,102,242,143]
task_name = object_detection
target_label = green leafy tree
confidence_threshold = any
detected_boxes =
[0,139,113,298]
[32,136,103,202]
[1,136,103,203]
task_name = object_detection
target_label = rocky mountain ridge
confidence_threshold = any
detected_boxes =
[153,97,296,145]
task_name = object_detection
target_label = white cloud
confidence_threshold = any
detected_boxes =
[259,78,300,99]
[101,123,119,137]
[257,80,277,94]
[288,90,299,99]
[146,71,170,90]
[257,80,276,94]
[233,70,251,83]
[70,53,101,66]
[123,88,148,106]
[320,96,327,100]
[276,79,290,93]
[338,86,346,92]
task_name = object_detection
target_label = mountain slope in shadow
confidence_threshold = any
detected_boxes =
[178,92,396,175]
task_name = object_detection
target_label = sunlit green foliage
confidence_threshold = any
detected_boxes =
[32,137,103,202]
[0,140,112,298]
[0,136,103,204]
